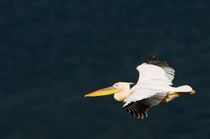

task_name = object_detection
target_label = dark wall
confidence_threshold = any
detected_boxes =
[0,0,210,139]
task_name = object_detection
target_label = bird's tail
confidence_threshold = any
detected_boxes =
[174,85,195,95]
[160,85,195,104]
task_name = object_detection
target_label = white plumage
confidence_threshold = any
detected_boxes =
[136,63,175,85]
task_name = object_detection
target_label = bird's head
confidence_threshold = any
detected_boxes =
[113,82,133,90]
[84,82,134,98]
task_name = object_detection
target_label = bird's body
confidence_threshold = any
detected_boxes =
[84,56,195,119]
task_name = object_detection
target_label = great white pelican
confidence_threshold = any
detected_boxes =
[84,56,195,119]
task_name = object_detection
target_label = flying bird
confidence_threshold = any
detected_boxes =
[84,56,195,119]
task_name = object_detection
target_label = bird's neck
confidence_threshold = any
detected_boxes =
[114,87,131,101]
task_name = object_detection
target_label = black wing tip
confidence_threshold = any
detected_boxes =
[143,55,156,62]
[123,102,149,119]
[143,55,169,67]
[143,55,164,63]
[123,107,148,119]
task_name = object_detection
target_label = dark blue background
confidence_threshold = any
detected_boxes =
[1,0,210,138]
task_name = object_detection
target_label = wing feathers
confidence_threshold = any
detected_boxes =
[136,56,175,85]
[123,56,176,119]
[123,92,166,119]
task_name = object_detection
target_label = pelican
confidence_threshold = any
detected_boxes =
[84,56,195,119]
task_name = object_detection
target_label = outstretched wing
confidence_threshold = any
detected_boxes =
[123,88,167,119]
[136,56,175,85]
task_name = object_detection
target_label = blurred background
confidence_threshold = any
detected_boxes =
[1,0,210,139]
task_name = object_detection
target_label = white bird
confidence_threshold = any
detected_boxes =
[84,56,195,119]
